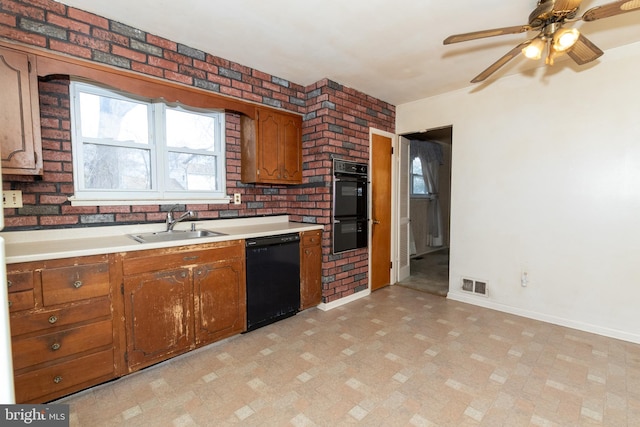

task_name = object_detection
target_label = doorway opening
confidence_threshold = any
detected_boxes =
[398,126,452,297]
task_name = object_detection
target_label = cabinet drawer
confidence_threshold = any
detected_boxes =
[10,297,111,337]
[301,230,322,246]
[41,263,110,306]
[14,348,114,403]
[7,270,34,293]
[12,319,113,371]
[8,290,34,312]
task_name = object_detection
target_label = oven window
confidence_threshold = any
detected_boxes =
[334,180,366,218]
[333,219,367,253]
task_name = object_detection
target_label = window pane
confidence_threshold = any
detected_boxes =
[412,157,422,174]
[83,144,151,190]
[413,176,427,195]
[79,92,149,144]
[167,152,217,191]
[166,108,216,151]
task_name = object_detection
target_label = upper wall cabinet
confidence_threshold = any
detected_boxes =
[0,46,43,175]
[241,107,302,185]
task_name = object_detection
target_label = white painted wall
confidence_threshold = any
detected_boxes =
[396,41,640,344]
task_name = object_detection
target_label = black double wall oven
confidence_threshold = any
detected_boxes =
[332,159,368,253]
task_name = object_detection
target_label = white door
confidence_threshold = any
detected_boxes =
[397,136,411,282]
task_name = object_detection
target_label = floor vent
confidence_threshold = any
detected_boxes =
[460,277,489,297]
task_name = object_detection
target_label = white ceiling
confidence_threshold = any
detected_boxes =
[55,0,640,105]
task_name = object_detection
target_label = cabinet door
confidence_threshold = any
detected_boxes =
[280,113,302,183]
[256,109,283,182]
[194,258,246,346]
[300,231,323,310]
[123,269,193,371]
[0,46,43,175]
[252,108,302,184]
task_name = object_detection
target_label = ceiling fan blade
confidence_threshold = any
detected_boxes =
[552,0,584,12]
[566,33,604,64]
[471,40,531,83]
[582,0,640,21]
[443,25,531,44]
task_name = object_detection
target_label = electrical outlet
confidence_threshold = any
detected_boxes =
[3,190,23,208]
[233,193,241,205]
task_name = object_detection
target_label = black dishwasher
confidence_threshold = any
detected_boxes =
[245,233,300,332]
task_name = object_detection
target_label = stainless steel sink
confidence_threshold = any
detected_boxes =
[128,229,226,243]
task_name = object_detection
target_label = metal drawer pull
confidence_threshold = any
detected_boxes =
[48,315,58,324]
[53,376,63,384]
[73,280,83,288]
[183,256,199,261]
[8,301,11,307]
[7,280,12,287]
[51,343,61,351]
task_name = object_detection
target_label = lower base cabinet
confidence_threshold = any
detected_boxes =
[7,255,118,403]
[194,257,246,346]
[300,230,323,310]
[120,240,245,372]
[122,268,193,370]
[7,232,321,402]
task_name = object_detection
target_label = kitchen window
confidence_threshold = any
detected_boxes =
[69,81,227,206]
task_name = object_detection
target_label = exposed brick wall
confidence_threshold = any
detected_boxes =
[304,79,394,302]
[0,0,396,303]
[0,0,307,113]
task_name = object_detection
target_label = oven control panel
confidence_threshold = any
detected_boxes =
[333,159,367,176]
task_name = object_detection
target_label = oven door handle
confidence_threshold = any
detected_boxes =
[334,175,366,182]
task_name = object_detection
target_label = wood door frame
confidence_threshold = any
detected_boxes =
[368,128,398,290]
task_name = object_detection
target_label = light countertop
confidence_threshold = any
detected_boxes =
[1,215,324,264]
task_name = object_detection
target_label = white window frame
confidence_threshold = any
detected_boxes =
[69,80,229,206]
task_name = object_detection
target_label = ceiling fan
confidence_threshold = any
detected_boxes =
[443,0,640,83]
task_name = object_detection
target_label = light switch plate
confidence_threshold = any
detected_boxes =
[3,190,23,208]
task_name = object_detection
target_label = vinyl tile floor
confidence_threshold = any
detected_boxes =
[56,285,640,426]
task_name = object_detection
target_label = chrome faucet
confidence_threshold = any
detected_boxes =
[166,205,196,231]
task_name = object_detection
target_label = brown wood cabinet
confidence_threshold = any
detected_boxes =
[122,267,193,371]
[300,230,323,310]
[7,255,117,403]
[0,45,43,175]
[193,255,246,346]
[121,240,245,372]
[6,230,323,402]
[241,107,302,184]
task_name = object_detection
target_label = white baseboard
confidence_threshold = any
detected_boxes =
[317,288,371,311]
[447,291,640,345]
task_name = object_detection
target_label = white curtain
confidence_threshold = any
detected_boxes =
[411,141,444,247]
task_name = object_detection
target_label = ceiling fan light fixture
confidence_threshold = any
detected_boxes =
[444,0,640,83]
[553,28,580,51]
[522,37,546,60]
